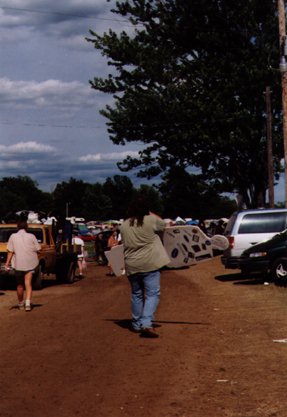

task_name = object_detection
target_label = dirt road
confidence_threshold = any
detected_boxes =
[1,257,287,417]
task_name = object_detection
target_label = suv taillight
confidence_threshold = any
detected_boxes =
[228,236,234,249]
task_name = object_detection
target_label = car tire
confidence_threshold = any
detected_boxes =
[66,261,76,284]
[271,258,287,283]
[33,264,43,290]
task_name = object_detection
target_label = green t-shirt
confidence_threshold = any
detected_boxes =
[120,215,170,276]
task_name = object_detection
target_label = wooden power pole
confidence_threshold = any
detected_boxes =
[278,0,287,207]
[265,86,275,207]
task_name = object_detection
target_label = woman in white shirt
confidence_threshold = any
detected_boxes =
[5,219,41,311]
[72,232,85,276]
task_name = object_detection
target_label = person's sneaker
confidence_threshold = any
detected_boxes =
[130,326,141,333]
[140,327,159,338]
[25,303,32,312]
[18,302,25,311]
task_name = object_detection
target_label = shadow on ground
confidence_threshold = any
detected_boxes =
[105,318,211,333]
[0,275,83,291]
[9,303,44,311]
[215,271,269,286]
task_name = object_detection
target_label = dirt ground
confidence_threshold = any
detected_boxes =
[1,255,287,417]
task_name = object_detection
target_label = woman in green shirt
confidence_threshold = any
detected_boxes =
[120,196,170,338]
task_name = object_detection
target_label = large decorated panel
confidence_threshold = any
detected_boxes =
[105,225,229,276]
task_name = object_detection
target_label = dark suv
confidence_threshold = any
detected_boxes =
[239,229,287,282]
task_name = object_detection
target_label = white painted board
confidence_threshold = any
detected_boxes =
[104,245,125,277]
[105,225,229,275]
[163,225,229,268]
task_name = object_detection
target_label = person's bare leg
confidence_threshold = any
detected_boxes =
[17,283,24,303]
[78,260,83,275]
[24,271,33,309]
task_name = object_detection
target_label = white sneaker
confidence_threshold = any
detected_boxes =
[18,302,25,311]
[25,303,32,312]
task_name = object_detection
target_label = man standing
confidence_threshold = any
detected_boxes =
[120,196,170,338]
[5,218,41,312]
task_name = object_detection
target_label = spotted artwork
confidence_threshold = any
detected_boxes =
[105,225,229,275]
[163,226,229,268]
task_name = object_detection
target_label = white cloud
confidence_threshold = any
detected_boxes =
[0,142,144,192]
[0,1,145,192]
[79,151,139,162]
[0,77,95,110]
[0,141,56,154]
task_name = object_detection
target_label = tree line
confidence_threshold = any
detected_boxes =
[0,175,236,222]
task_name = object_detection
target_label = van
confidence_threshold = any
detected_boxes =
[221,208,287,270]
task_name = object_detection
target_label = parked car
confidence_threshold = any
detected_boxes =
[72,223,95,241]
[239,229,287,282]
[221,208,287,270]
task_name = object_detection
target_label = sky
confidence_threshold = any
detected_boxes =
[0,1,285,202]
[0,0,144,193]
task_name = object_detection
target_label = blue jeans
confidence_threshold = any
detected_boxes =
[128,270,161,330]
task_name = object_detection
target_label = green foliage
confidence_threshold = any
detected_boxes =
[136,184,164,215]
[87,0,282,208]
[82,183,113,220]
[102,175,136,219]
[52,178,88,219]
[0,176,53,220]
[158,166,236,219]
[0,174,235,221]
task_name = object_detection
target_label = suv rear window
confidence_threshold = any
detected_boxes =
[0,228,43,243]
[0,228,16,242]
[238,213,287,234]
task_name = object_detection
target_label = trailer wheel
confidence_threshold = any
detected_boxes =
[33,264,43,290]
[66,262,76,284]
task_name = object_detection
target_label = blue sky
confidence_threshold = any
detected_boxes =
[0,0,143,192]
[0,1,285,202]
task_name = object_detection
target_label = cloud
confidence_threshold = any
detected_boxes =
[0,140,143,191]
[0,1,146,193]
[79,151,139,162]
[0,141,56,154]
[0,77,97,111]
[0,1,123,45]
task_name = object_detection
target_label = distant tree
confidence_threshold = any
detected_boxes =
[136,184,164,215]
[52,178,88,219]
[82,183,113,220]
[0,190,27,221]
[87,0,282,208]
[158,167,236,219]
[102,175,136,219]
[0,176,52,220]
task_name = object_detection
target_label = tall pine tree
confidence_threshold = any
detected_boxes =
[87,0,282,207]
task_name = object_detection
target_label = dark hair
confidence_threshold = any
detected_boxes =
[127,196,150,227]
[17,219,28,230]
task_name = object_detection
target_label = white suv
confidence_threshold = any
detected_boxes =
[221,208,287,270]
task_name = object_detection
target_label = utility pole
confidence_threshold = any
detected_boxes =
[278,0,287,207]
[66,202,70,218]
[265,87,275,207]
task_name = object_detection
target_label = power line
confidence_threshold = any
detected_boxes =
[0,120,108,129]
[0,5,132,24]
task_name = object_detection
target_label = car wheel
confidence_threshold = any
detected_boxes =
[271,258,287,282]
[66,262,76,284]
